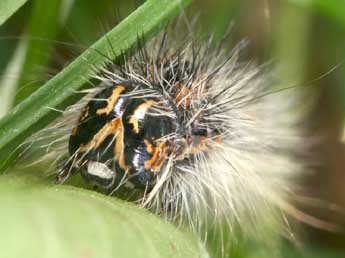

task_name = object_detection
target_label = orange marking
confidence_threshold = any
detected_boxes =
[186,136,208,154]
[175,84,192,108]
[114,119,126,170]
[144,141,169,172]
[129,100,155,133]
[175,83,207,108]
[187,136,222,157]
[173,136,222,161]
[144,139,154,154]
[79,117,127,170]
[79,118,121,152]
[96,85,125,115]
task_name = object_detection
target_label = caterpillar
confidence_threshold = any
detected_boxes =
[23,22,309,250]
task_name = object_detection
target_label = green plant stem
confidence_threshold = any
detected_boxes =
[0,0,192,170]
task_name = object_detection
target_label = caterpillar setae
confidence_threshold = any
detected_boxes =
[23,21,310,250]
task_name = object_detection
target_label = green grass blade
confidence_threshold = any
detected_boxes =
[0,38,27,118]
[0,0,192,170]
[14,0,67,105]
[0,0,28,26]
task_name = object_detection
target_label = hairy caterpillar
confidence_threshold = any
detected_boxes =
[21,21,311,253]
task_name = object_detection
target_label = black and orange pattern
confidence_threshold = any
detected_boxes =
[66,84,175,188]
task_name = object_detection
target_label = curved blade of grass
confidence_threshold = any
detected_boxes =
[0,0,28,26]
[0,0,192,170]
[14,0,68,105]
[0,37,27,118]
[0,171,209,258]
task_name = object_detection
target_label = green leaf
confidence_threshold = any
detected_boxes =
[0,0,192,170]
[0,172,209,258]
[0,0,28,26]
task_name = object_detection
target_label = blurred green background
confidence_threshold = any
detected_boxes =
[0,0,345,257]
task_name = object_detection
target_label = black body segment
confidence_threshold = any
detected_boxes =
[68,84,175,189]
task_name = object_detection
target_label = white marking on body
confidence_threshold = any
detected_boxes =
[129,100,155,133]
[113,98,125,116]
[87,161,116,179]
